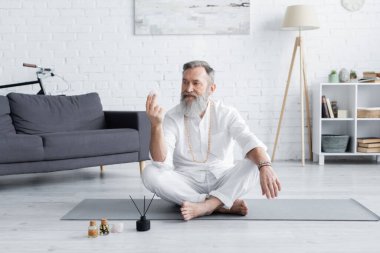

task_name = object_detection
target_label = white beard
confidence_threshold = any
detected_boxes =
[180,92,210,118]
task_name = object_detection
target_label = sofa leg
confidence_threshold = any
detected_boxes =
[139,161,145,176]
[100,165,104,173]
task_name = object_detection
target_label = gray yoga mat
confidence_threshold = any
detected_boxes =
[61,198,379,221]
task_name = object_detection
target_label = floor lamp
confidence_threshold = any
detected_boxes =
[272,5,319,165]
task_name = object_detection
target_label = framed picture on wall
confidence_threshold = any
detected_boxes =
[134,0,250,35]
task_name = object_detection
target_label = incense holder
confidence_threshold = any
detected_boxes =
[136,215,150,232]
[129,193,155,232]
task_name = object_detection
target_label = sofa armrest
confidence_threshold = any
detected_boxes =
[104,111,151,161]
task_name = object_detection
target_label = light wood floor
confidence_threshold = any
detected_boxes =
[1,161,379,253]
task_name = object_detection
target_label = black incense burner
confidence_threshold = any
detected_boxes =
[129,193,155,232]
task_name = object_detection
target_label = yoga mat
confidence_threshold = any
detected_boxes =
[61,198,379,221]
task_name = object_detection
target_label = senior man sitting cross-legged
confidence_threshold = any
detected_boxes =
[142,60,281,221]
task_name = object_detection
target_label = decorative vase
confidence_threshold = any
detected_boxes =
[339,68,350,83]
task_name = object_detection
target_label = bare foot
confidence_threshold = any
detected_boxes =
[216,199,248,216]
[180,201,214,221]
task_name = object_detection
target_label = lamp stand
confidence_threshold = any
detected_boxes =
[272,31,312,165]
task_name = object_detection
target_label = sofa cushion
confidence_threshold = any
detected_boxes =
[7,92,105,135]
[0,96,16,134]
[40,129,139,160]
[0,134,44,163]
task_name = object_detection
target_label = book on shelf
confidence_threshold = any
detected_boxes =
[326,98,335,118]
[357,147,380,153]
[321,95,330,118]
[358,78,380,83]
[330,100,338,118]
[363,72,378,78]
[357,107,380,118]
[357,137,380,144]
[358,142,380,148]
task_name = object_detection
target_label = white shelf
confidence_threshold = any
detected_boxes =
[355,153,380,155]
[321,83,356,86]
[357,118,380,121]
[320,152,355,155]
[320,152,380,155]
[357,83,380,86]
[312,83,380,165]
[321,118,354,121]
[322,82,380,86]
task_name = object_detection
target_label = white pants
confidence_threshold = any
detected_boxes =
[141,159,259,209]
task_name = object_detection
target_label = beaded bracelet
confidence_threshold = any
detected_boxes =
[257,161,272,170]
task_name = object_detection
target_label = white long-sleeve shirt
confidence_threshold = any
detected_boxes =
[150,99,268,180]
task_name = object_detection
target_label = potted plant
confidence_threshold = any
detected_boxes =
[350,70,358,82]
[328,70,339,83]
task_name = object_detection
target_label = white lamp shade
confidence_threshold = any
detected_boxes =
[282,5,319,31]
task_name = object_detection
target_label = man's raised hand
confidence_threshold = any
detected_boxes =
[146,93,164,127]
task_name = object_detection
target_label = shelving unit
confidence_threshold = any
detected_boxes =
[313,83,380,165]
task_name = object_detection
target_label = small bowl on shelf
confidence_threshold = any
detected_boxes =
[322,135,350,153]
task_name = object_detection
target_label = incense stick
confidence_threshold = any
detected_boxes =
[129,195,142,216]
[143,193,156,216]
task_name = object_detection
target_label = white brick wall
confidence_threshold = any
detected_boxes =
[1,0,380,160]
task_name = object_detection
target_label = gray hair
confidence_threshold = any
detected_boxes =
[182,60,215,85]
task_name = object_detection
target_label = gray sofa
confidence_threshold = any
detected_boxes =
[0,92,150,176]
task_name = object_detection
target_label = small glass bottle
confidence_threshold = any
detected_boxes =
[99,218,110,236]
[88,220,98,238]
